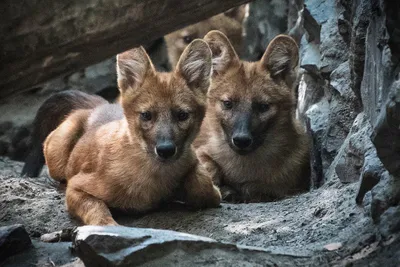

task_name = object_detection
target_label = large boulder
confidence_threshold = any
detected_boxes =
[0,0,250,97]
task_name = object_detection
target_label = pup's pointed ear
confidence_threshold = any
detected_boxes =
[116,47,155,94]
[176,39,212,95]
[260,35,299,80]
[224,4,248,23]
[204,30,240,75]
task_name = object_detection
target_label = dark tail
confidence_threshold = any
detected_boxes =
[21,90,108,177]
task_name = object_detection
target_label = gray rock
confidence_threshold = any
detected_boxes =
[0,140,8,156]
[0,122,32,162]
[356,154,386,205]
[243,0,292,61]
[306,0,348,71]
[67,58,117,96]
[334,113,374,184]
[370,171,400,223]
[0,224,32,262]
[356,0,400,179]
[379,206,400,238]
[349,0,371,107]
[300,42,323,74]
[72,226,321,267]
[322,113,370,184]
[337,12,350,45]
[305,98,330,187]
[371,81,400,178]
[321,81,358,175]
[330,61,351,97]
[2,240,78,267]
[297,72,326,123]
[362,191,372,216]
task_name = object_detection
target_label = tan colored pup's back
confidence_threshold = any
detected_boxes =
[44,40,221,225]
[196,31,310,202]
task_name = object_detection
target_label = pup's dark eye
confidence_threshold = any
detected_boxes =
[183,35,194,44]
[222,100,233,110]
[258,103,270,113]
[177,110,189,121]
[140,111,152,121]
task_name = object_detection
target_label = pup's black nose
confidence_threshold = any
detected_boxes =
[232,134,253,149]
[155,141,177,159]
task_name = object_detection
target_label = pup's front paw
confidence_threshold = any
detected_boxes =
[207,184,222,208]
[220,185,242,203]
[186,184,221,209]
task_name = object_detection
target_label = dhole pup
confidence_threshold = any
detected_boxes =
[196,31,310,202]
[44,40,221,225]
[21,6,247,178]
[165,5,247,67]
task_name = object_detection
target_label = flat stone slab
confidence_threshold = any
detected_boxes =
[72,226,321,267]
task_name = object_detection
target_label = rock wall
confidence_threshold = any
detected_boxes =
[296,0,400,234]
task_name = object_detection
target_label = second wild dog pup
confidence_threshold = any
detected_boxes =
[164,5,247,67]
[44,40,221,225]
[196,31,310,202]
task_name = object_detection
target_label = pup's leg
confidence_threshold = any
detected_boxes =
[196,147,240,203]
[183,162,221,209]
[195,146,222,186]
[44,110,90,181]
[66,175,118,226]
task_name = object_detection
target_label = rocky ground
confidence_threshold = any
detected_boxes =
[1,157,399,266]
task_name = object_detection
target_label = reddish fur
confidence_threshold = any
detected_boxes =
[44,41,221,225]
[165,5,247,67]
[196,31,310,202]
[21,91,107,177]
[113,5,247,104]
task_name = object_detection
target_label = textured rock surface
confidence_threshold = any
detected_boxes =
[243,0,303,61]
[73,226,321,266]
[243,0,290,61]
[294,1,400,255]
[0,0,251,97]
[371,82,400,178]
[2,240,78,267]
[0,224,32,262]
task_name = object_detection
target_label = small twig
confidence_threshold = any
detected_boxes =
[49,257,56,267]
[41,228,75,243]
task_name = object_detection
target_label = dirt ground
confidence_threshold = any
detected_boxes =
[2,156,398,266]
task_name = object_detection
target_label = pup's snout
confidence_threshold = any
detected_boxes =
[155,141,177,159]
[232,134,253,149]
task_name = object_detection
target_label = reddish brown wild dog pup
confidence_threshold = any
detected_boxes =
[114,6,246,105]
[196,31,310,203]
[165,5,247,67]
[44,40,221,225]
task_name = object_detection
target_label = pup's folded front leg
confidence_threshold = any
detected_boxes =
[66,176,118,226]
[196,146,223,186]
[183,164,221,209]
[219,185,242,203]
